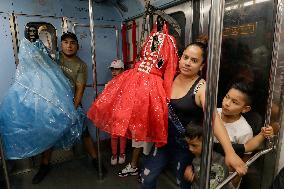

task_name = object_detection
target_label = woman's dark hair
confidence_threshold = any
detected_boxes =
[184,121,203,140]
[185,41,208,64]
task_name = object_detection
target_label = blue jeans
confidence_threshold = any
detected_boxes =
[141,140,194,189]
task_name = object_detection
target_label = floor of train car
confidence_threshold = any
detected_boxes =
[1,141,270,189]
[1,141,178,189]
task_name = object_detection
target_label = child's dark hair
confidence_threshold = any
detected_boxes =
[231,82,254,105]
[184,121,203,140]
[185,42,208,64]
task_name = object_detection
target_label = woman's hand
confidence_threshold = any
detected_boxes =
[225,152,247,175]
[184,165,195,182]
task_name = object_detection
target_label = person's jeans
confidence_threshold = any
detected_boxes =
[141,142,193,189]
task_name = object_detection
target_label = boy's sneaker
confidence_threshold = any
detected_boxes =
[118,163,139,177]
[118,154,126,164]
[111,155,118,165]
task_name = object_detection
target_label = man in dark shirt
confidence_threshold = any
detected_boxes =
[32,32,104,184]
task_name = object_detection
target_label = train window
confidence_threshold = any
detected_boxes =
[25,22,57,57]
[218,0,274,124]
[168,11,186,56]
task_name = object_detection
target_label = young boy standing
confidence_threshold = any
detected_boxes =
[216,82,254,146]
[214,82,274,155]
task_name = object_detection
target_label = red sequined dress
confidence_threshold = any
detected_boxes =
[87,24,178,146]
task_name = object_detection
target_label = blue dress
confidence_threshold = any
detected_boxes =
[0,38,84,159]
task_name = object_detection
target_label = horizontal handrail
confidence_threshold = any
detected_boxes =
[215,147,274,189]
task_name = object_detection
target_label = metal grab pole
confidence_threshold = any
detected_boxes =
[0,136,10,189]
[199,0,225,189]
[263,0,284,146]
[216,147,274,189]
[88,0,103,180]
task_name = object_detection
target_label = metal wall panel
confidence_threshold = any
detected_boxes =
[10,0,62,16]
[93,27,120,85]
[60,0,90,19]
[0,13,16,102]
[0,1,12,12]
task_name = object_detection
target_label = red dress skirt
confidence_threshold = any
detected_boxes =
[88,25,178,146]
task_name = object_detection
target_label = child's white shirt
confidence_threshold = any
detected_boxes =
[214,108,253,144]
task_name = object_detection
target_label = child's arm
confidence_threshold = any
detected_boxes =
[244,126,274,152]
[184,165,195,182]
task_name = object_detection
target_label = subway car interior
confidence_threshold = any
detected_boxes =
[0,0,284,188]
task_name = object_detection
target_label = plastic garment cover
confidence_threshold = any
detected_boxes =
[0,38,84,159]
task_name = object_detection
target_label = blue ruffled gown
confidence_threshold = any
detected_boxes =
[0,38,84,159]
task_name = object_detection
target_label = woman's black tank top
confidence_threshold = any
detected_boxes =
[170,77,204,127]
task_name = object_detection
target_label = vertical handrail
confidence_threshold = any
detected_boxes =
[262,0,284,184]
[88,0,103,180]
[0,136,10,189]
[264,0,284,146]
[199,0,225,188]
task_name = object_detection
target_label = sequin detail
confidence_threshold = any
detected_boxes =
[193,81,205,94]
